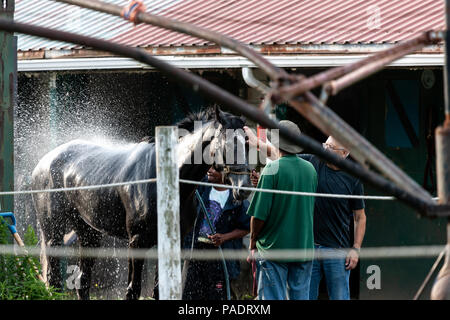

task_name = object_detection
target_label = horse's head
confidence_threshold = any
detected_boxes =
[177,106,252,201]
[209,106,252,201]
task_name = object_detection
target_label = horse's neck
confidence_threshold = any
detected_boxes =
[177,122,215,183]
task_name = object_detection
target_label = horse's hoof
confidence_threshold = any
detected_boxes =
[125,292,140,300]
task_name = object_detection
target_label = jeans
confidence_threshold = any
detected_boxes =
[309,244,351,300]
[256,259,313,300]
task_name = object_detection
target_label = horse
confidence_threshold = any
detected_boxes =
[31,107,252,300]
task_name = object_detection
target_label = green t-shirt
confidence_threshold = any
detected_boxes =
[247,155,317,262]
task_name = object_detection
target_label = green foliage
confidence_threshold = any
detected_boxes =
[24,225,38,247]
[0,217,10,245]
[0,218,67,300]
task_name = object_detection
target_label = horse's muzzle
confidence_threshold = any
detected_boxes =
[229,173,252,201]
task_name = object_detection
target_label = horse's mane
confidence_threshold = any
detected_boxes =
[176,108,216,132]
[140,107,245,142]
[176,107,246,132]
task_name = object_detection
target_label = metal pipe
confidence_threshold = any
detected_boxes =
[48,73,58,148]
[52,0,438,208]
[445,1,450,117]
[242,67,270,94]
[288,92,434,204]
[430,0,450,299]
[51,0,287,82]
[430,1,450,298]
[431,109,450,299]
[326,41,428,95]
[0,18,446,217]
[277,31,444,101]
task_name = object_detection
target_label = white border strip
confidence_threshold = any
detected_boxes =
[17,54,445,72]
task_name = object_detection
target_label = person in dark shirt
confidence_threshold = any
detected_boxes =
[244,127,367,300]
[182,166,250,300]
[298,136,366,300]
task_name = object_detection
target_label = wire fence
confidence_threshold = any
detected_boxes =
[0,176,443,262]
[0,176,439,201]
[0,244,447,261]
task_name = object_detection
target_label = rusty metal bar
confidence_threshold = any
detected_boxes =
[51,0,287,82]
[435,126,450,206]
[430,0,450,299]
[288,92,434,204]
[54,0,438,206]
[0,18,447,218]
[325,36,438,95]
[277,31,444,100]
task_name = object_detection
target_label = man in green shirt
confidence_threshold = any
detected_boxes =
[247,120,317,300]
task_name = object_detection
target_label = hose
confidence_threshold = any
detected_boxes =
[195,190,231,300]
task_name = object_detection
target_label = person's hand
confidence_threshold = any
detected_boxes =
[247,248,256,264]
[345,249,359,270]
[208,233,227,247]
[250,169,260,187]
[243,126,259,148]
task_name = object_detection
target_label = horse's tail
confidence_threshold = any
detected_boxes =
[14,178,49,286]
[39,228,49,285]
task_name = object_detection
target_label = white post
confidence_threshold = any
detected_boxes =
[156,126,182,300]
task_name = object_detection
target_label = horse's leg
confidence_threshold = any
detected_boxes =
[39,215,65,291]
[126,234,148,300]
[39,227,49,285]
[75,226,103,300]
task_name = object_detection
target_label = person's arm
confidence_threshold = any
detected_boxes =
[345,209,366,270]
[249,217,265,250]
[353,208,366,250]
[208,229,249,247]
[260,140,280,160]
[246,164,274,260]
[244,126,280,160]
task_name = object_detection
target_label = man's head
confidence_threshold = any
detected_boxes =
[323,136,350,159]
[207,166,224,184]
[274,120,303,154]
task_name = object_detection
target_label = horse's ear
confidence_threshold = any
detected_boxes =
[215,105,228,126]
[214,105,221,121]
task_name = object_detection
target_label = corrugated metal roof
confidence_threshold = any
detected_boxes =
[16,0,183,50]
[15,0,445,51]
